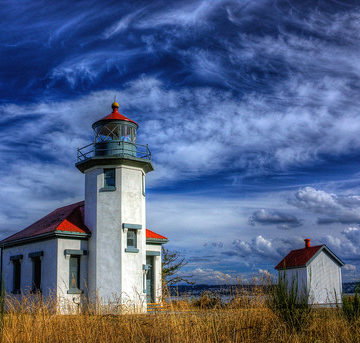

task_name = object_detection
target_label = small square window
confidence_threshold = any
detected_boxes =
[104,168,115,188]
[127,229,137,249]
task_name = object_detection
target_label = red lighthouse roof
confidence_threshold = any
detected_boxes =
[0,201,167,246]
[92,102,138,128]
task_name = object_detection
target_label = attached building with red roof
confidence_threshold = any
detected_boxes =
[0,103,168,313]
[275,239,344,306]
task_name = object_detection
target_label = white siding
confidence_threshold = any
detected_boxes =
[279,267,308,299]
[307,250,342,305]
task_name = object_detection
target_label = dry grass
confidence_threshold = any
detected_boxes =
[0,292,359,343]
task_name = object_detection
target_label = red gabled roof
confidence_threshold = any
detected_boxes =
[0,201,90,245]
[146,228,168,240]
[275,245,324,270]
[93,107,138,127]
[0,201,167,245]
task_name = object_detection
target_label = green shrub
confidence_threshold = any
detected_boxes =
[342,293,360,323]
[267,275,312,332]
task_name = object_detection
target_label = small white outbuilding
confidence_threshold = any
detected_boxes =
[275,239,344,306]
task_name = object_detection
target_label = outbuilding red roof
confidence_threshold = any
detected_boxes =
[275,245,323,270]
[0,201,167,245]
[93,107,138,127]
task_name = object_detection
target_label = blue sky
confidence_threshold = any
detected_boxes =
[1,0,360,284]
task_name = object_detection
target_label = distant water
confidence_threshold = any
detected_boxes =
[170,282,358,298]
[342,282,359,294]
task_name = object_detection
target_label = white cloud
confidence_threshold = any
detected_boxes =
[344,264,356,272]
[102,8,146,39]
[190,267,233,285]
[258,268,271,277]
[249,208,302,229]
[324,230,360,260]
[342,227,360,245]
[232,235,279,260]
[134,1,220,29]
[49,50,143,87]
[290,187,360,224]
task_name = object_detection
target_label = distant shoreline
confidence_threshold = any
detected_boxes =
[170,282,358,296]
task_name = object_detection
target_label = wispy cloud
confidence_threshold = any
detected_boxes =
[2,0,360,283]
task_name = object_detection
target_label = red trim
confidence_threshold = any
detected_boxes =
[95,108,138,126]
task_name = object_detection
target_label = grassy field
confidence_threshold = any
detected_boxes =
[0,292,359,343]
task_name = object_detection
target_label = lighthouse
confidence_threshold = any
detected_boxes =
[0,102,167,313]
[76,102,154,307]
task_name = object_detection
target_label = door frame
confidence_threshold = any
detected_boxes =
[146,255,155,303]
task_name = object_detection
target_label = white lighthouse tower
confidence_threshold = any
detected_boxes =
[0,102,167,313]
[76,102,154,309]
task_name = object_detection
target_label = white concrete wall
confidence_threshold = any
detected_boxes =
[84,168,100,300]
[146,244,163,302]
[307,250,342,305]
[85,166,122,304]
[84,164,147,310]
[120,166,146,309]
[56,238,88,312]
[2,239,57,298]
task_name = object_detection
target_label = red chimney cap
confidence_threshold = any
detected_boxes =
[304,238,311,248]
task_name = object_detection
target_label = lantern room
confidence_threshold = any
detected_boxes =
[76,102,152,173]
[92,102,138,157]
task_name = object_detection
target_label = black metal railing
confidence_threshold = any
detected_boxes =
[77,142,151,162]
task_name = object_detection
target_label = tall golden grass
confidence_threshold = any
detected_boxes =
[0,289,359,343]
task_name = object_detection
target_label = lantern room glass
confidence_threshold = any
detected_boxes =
[94,123,136,143]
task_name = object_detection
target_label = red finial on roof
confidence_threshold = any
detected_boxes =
[304,238,311,248]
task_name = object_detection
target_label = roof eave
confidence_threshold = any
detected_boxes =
[92,118,138,129]
[275,265,307,270]
[0,231,90,248]
[305,245,345,267]
[146,238,168,245]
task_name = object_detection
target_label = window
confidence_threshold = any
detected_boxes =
[104,168,115,188]
[69,256,80,292]
[32,257,41,292]
[142,174,145,196]
[127,229,137,248]
[64,249,86,294]
[12,260,21,294]
[125,229,139,253]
